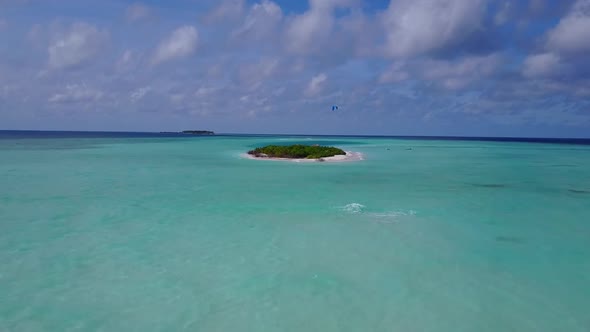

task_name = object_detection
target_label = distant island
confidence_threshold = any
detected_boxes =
[182,130,214,135]
[159,130,214,135]
[248,144,346,159]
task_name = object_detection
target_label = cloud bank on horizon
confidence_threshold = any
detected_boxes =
[0,0,589,137]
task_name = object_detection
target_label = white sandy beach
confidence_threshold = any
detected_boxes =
[242,151,364,163]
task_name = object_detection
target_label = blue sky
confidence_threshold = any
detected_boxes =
[0,0,589,137]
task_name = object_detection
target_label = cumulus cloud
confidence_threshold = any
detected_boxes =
[170,93,185,104]
[522,53,565,78]
[48,23,108,70]
[379,54,502,89]
[305,73,327,96]
[130,86,151,103]
[126,3,151,22]
[494,1,512,25]
[195,86,219,98]
[48,84,103,103]
[379,62,409,83]
[152,26,198,65]
[284,0,356,55]
[522,0,589,79]
[116,50,136,70]
[238,57,280,89]
[285,8,331,54]
[380,0,487,58]
[232,0,283,42]
[529,0,546,14]
[204,0,245,24]
[2,0,590,133]
[420,54,502,89]
[546,0,590,55]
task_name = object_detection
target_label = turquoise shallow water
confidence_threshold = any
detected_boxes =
[1,135,590,331]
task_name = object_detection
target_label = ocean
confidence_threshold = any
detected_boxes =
[1,131,589,331]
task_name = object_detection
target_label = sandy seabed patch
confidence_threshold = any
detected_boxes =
[241,151,364,163]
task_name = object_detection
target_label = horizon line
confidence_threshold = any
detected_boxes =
[1,129,590,140]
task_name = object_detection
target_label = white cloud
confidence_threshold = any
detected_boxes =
[309,0,358,10]
[170,93,185,104]
[522,52,564,78]
[48,23,108,70]
[48,84,103,103]
[130,86,151,103]
[494,1,512,26]
[285,8,331,54]
[421,54,502,89]
[116,50,135,70]
[204,0,246,24]
[339,11,377,57]
[152,26,199,65]
[26,23,44,45]
[379,62,410,83]
[238,57,280,89]
[305,73,327,96]
[3,0,590,131]
[195,86,218,98]
[380,0,486,58]
[126,3,151,22]
[284,0,355,55]
[528,0,546,15]
[540,79,590,97]
[232,0,283,41]
[546,0,590,55]
[522,0,589,80]
[380,54,501,88]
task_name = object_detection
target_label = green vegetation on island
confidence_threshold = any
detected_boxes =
[248,144,346,159]
[181,130,215,135]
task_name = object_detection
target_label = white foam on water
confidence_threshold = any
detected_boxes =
[369,210,417,223]
[370,210,417,218]
[340,203,365,213]
[339,203,416,224]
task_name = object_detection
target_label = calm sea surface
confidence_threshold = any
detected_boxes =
[1,131,590,331]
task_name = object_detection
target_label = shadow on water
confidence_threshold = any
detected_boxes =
[470,183,508,188]
[568,189,590,194]
[495,236,526,244]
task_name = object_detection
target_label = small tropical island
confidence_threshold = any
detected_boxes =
[182,130,215,135]
[249,144,345,159]
[245,144,363,162]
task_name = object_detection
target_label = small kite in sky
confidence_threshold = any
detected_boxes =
[331,105,339,111]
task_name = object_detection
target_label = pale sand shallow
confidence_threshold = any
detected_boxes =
[242,151,364,163]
